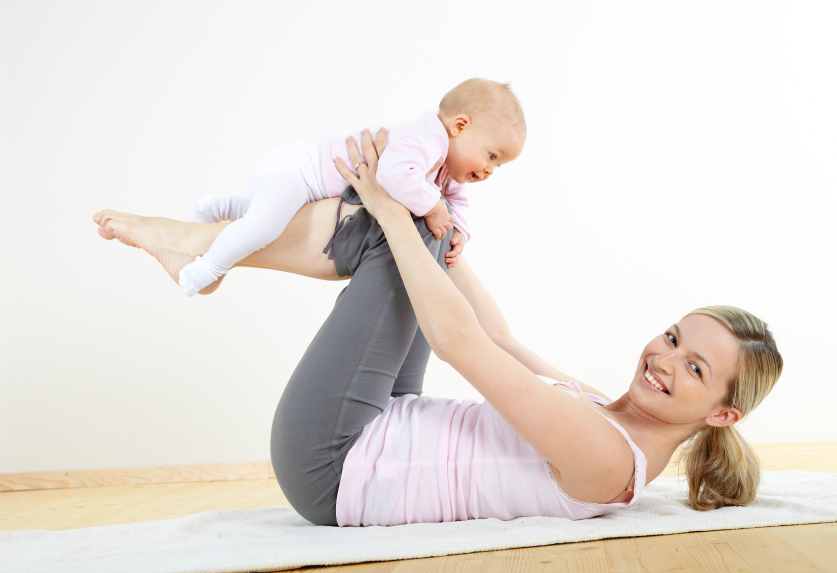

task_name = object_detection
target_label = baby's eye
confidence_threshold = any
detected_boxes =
[489,153,496,160]
[691,363,702,378]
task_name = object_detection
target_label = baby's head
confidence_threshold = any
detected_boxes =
[438,79,526,184]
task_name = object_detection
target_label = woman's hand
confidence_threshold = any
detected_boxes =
[334,129,405,223]
[334,128,445,222]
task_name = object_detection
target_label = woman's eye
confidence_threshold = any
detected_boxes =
[691,363,702,378]
[667,333,677,346]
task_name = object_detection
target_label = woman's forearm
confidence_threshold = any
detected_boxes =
[375,206,484,363]
[492,336,611,400]
[449,259,611,399]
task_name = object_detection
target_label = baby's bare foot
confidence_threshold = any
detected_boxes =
[94,210,207,289]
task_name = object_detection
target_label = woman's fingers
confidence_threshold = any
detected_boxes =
[374,127,388,157]
[334,157,360,186]
[344,135,364,170]
[359,129,379,174]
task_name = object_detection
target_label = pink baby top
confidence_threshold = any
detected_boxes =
[320,111,471,242]
[335,377,648,526]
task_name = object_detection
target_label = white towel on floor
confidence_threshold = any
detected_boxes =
[1,471,835,573]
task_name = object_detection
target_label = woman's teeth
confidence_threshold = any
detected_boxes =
[645,370,668,393]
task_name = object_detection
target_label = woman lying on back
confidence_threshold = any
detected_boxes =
[93,129,782,526]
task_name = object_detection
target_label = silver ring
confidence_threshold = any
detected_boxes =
[354,161,367,170]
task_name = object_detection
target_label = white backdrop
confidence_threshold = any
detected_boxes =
[2,1,835,474]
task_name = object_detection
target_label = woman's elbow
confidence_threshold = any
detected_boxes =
[423,322,468,364]
[425,320,488,365]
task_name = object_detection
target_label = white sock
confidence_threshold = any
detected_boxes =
[188,195,251,223]
[179,256,227,297]
[179,184,309,296]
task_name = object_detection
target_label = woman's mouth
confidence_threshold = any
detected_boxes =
[642,366,670,395]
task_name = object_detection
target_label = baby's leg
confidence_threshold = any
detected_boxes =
[188,194,251,223]
[93,197,364,291]
[178,180,309,296]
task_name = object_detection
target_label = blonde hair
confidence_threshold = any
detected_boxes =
[680,305,783,510]
[438,78,526,135]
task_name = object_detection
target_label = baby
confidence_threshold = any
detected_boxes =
[179,78,526,296]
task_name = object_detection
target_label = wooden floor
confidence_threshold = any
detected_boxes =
[2,443,836,572]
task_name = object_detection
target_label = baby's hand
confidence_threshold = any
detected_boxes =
[423,199,454,240]
[445,229,466,268]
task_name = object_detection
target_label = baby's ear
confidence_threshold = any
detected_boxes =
[449,114,471,137]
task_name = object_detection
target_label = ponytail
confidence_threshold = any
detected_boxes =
[682,425,760,510]
[680,305,783,511]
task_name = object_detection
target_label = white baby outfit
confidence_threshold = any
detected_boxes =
[179,112,470,296]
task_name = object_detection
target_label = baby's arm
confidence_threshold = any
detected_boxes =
[423,199,454,240]
[376,136,446,219]
[443,182,470,268]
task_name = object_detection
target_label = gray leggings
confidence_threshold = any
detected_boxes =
[270,187,452,526]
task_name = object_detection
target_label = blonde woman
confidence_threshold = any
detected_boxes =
[93,129,782,526]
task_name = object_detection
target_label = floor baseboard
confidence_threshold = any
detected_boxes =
[0,462,275,492]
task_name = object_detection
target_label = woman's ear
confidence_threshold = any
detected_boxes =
[705,406,742,428]
[449,114,472,137]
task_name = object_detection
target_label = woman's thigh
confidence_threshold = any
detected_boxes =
[270,189,452,525]
[234,197,364,281]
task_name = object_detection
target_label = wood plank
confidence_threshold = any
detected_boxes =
[3,442,834,492]
[0,479,288,531]
[0,461,275,492]
[2,443,836,572]
[1,487,835,572]
[658,441,837,477]
[280,524,837,573]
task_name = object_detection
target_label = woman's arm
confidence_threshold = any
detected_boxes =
[335,131,631,504]
[449,259,613,401]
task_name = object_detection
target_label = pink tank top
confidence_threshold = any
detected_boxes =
[335,377,647,526]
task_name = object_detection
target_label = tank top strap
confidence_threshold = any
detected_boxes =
[592,411,648,504]
[539,376,611,407]
[539,375,648,505]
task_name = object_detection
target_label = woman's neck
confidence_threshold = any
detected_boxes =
[603,393,703,482]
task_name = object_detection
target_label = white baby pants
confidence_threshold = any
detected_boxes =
[179,141,327,296]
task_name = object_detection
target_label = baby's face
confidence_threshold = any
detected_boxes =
[445,117,524,184]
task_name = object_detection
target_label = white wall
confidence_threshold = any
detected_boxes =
[2,1,835,474]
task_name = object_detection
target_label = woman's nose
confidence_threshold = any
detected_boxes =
[656,351,676,375]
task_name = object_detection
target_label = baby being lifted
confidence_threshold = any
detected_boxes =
[179,78,527,296]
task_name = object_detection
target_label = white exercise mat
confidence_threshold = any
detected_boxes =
[2,471,835,573]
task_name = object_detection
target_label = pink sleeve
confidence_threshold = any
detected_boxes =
[376,136,445,217]
[444,181,471,242]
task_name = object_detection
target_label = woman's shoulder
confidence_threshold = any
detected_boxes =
[538,376,647,505]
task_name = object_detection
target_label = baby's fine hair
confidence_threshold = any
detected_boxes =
[439,78,526,135]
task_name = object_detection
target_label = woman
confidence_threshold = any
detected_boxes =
[94,129,782,527]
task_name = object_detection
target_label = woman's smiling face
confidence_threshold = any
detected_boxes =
[631,314,742,427]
